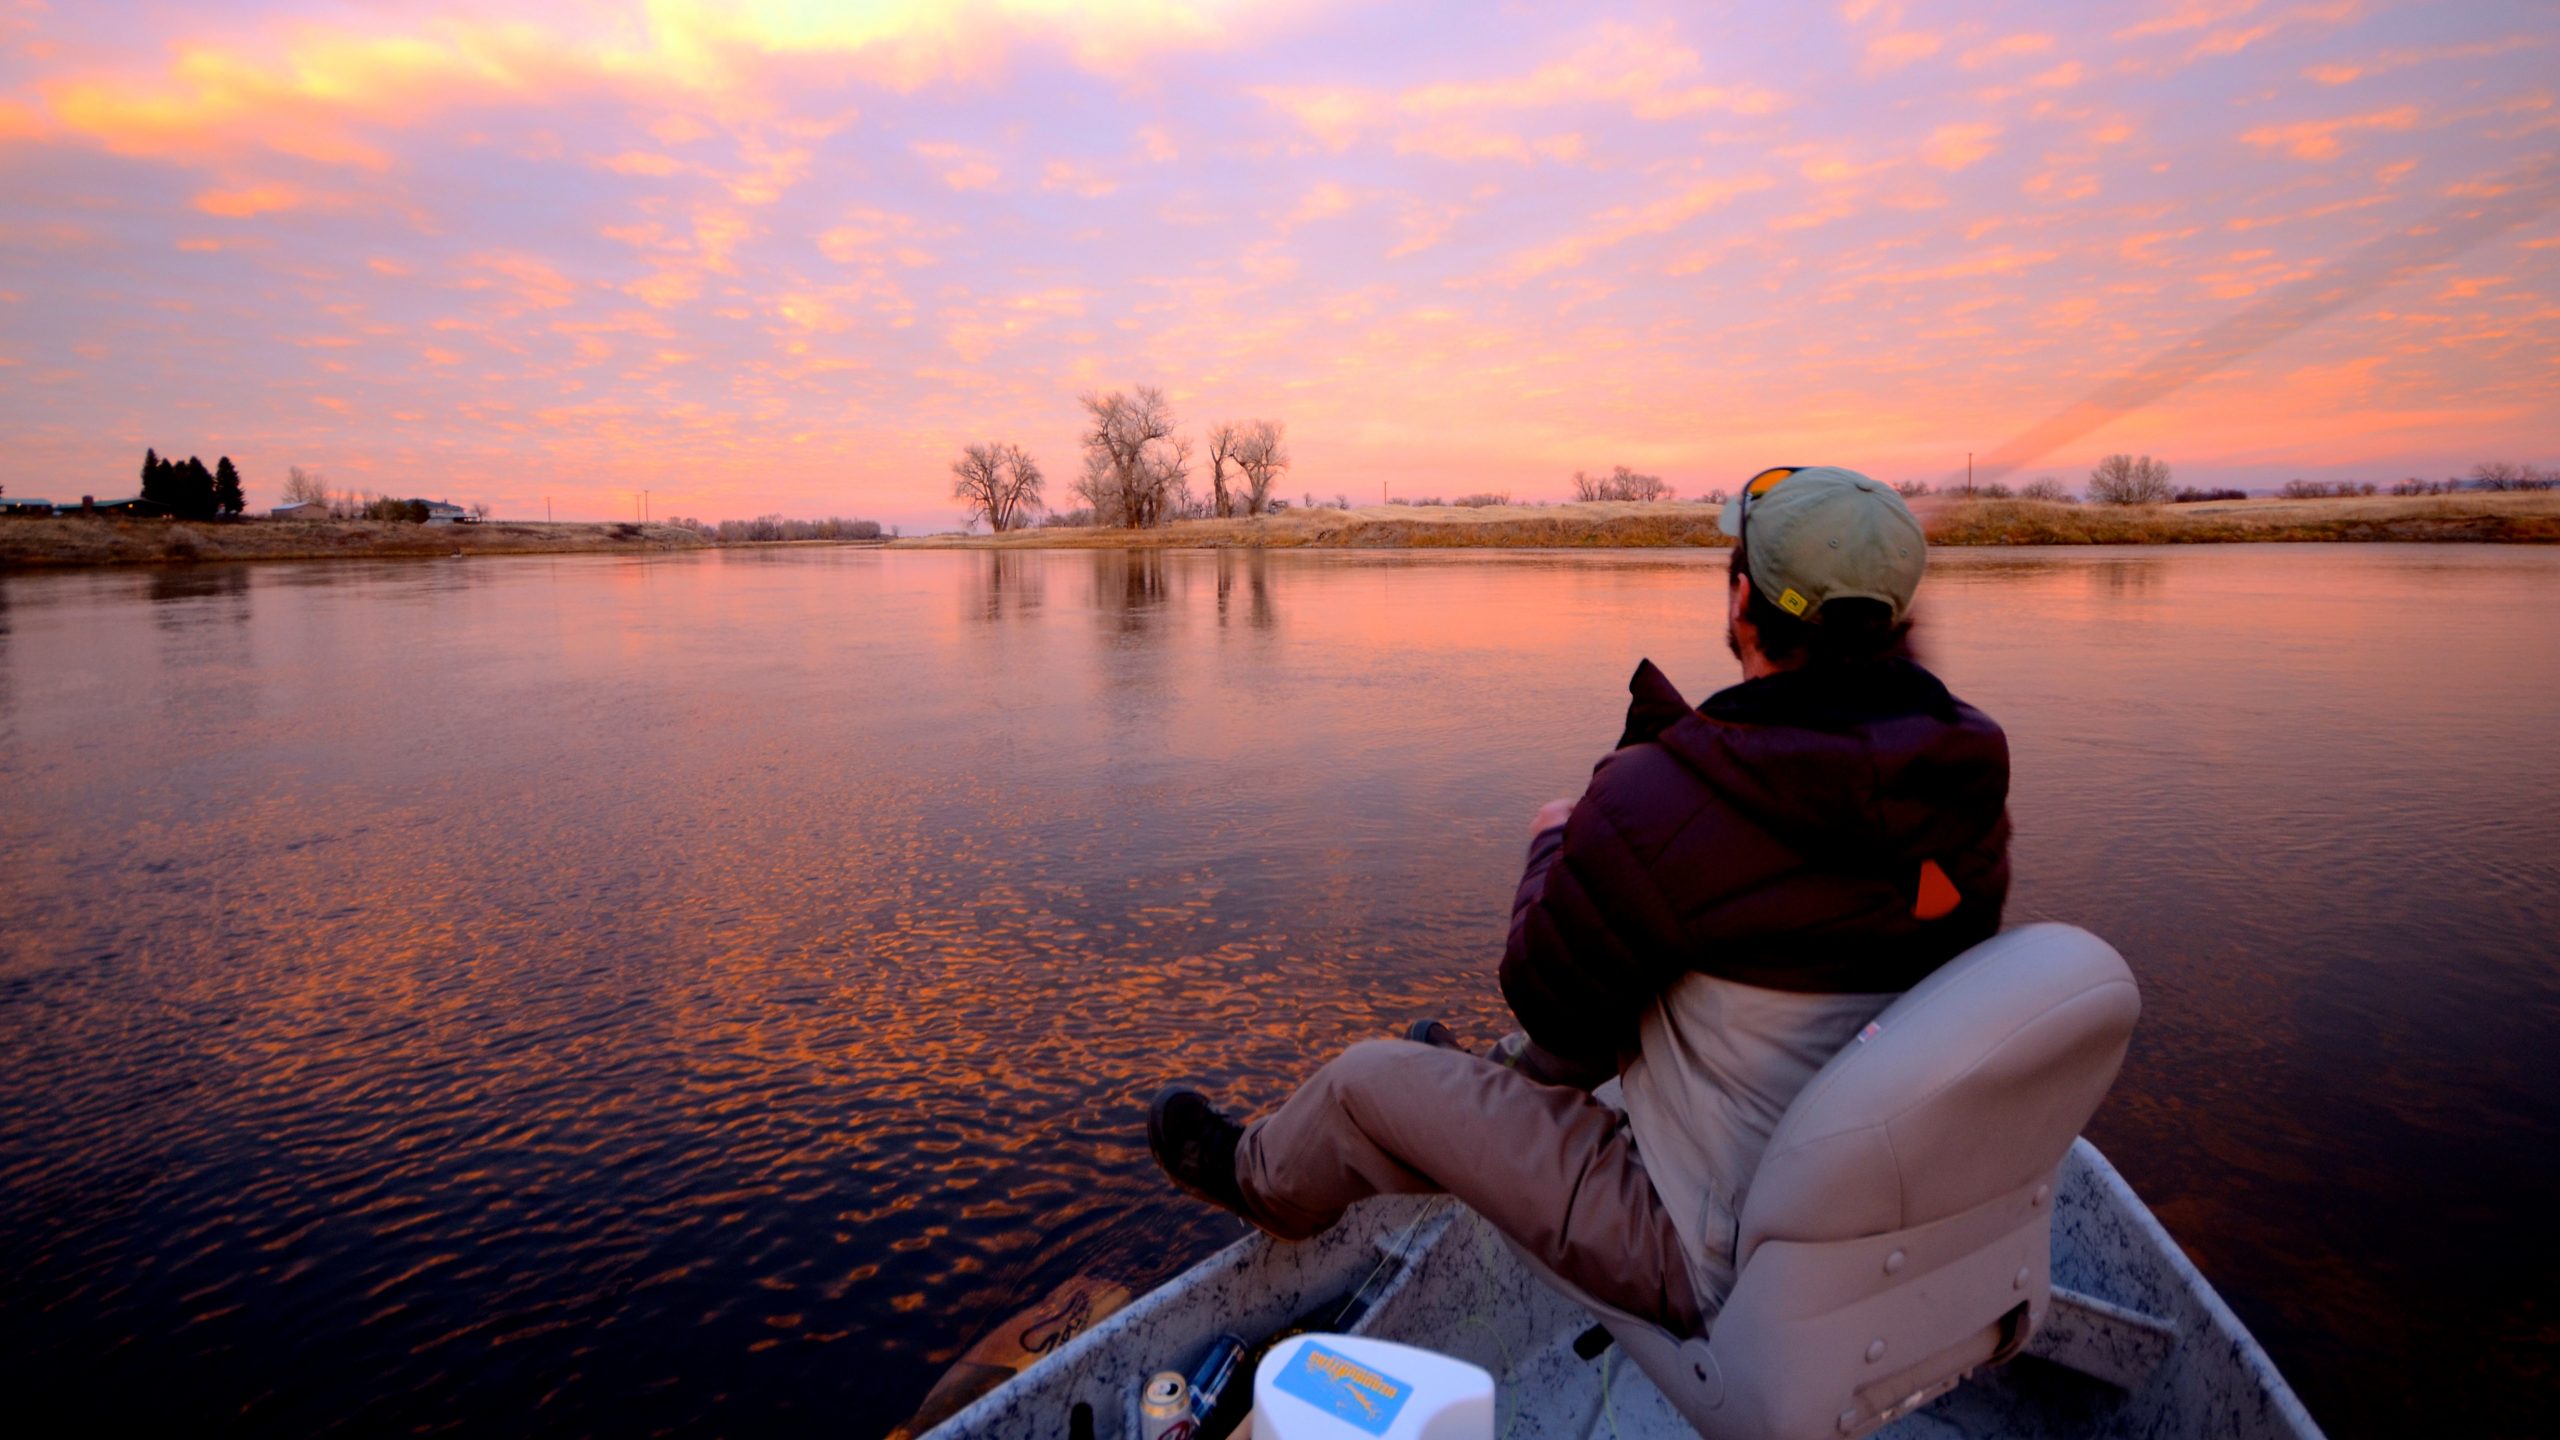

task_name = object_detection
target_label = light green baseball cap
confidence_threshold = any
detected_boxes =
[1715,466,1926,623]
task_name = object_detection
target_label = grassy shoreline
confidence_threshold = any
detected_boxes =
[891,491,2560,550]
[5,492,2554,570]
[0,517,730,569]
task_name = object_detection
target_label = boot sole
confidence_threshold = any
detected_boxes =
[1146,1085,1234,1213]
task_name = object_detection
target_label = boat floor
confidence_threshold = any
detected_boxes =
[924,1141,2320,1439]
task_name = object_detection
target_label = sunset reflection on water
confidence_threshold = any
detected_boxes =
[1,546,2555,1437]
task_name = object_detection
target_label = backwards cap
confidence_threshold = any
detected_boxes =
[1715,466,1926,623]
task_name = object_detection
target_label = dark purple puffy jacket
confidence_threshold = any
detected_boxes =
[1499,655,2012,1067]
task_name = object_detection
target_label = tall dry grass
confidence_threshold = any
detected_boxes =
[0,517,717,569]
[1915,491,2560,545]
[896,492,2560,550]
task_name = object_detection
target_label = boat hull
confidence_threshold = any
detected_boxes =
[919,1140,2320,1440]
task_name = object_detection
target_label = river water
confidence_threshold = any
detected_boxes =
[1,546,2553,1438]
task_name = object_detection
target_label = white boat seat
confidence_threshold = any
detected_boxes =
[1522,922,2141,1440]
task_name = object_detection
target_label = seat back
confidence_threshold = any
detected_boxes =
[1628,923,2139,1440]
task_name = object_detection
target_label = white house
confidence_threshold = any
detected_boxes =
[422,500,468,525]
[271,500,328,519]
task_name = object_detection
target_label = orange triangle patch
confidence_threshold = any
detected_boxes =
[1914,859,1961,921]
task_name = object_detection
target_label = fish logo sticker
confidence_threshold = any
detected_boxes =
[1272,1343,1412,1436]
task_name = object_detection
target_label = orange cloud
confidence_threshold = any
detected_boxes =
[1283,181,1356,228]
[1864,31,1943,73]
[604,150,688,176]
[195,183,302,217]
[1393,125,1585,165]
[1399,24,1783,120]
[1923,123,2002,170]
[45,24,554,169]
[468,252,581,310]
[2304,35,2547,85]
[650,113,713,144]
[2241,104,2421,160]
[1041,160,1117,197]
[1488,172,1775,283]
[912,140,999,190]
[2186,0,2361,63]
[0,99,45,143]
[2112,0,2264,44]
[1251,85,1379,150]
[1258,23,1782,154]
[1961,34,2055,68]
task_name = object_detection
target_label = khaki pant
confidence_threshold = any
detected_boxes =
[1234,1038,1704,1335]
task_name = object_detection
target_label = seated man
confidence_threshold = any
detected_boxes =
[1146,467,2010,1334]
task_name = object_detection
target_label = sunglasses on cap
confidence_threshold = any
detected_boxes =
[1735,465,1808,551]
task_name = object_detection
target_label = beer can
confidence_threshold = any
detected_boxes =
[1186,1334,1246,1422]
[1139,1370,1194,1440]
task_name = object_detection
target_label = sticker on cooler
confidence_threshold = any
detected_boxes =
[1270,1341,1412,1436]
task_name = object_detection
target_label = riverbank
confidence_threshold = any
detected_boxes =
[9,492,2552,570]
[0,517,720,568]
[893,491,2560,549]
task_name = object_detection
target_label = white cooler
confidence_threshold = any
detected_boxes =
[1251,1333,1494,1440]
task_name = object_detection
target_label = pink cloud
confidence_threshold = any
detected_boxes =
[194,183,303,217]
[912,140,1000,190]
[2241,104,2422,160]
[1923,123,2003,171]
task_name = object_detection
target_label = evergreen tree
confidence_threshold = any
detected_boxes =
[182,456,216,520]
[213,457,245,516]
[140,450,174,512]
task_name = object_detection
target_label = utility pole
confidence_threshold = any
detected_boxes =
[545,496,552,524]
[643,489,651,523]
[1966,452,1974,496]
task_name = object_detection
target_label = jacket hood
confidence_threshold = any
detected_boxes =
[1617,657,2009,864]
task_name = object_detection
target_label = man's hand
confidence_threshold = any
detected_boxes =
[1533,797,1576,835]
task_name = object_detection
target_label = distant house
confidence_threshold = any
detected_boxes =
[421,500,468,526]
[271,500,329,519]
[83,496,171,517]
[0,495,53,516]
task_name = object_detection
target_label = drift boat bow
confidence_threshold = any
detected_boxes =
[921,924,2321,1440]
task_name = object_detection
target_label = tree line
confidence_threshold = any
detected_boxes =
[138,449,246,518]
[1929,455,2555,506]
[665,515,887,542]
[279,465,489,522]
[950,387,1292,532]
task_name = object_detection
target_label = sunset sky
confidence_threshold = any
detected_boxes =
[1,1,2553,529]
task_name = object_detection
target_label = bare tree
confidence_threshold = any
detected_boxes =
[1572,464,1673,502]
[1233,419,1288,515]
[1076,386,1184,528]
[1149,434,1194,521]
[2087,453,2172,505]
[2018,477,2074,502]
[1206,422,1242,518]
[470,500,493,521]
[282,465,331,508]
[2470,461,2528,491]
[952,442,1045,532]
[998,445,1046,527]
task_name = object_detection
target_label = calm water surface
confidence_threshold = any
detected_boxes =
[2,547,2555,1438]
